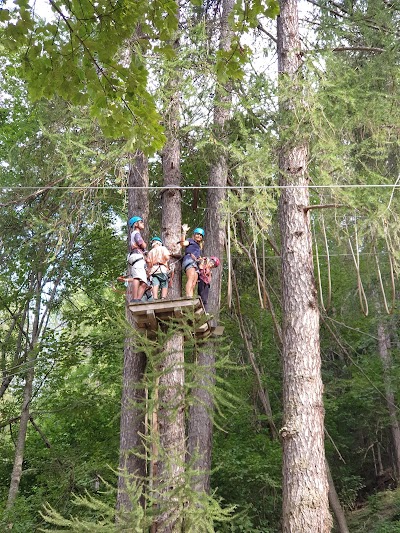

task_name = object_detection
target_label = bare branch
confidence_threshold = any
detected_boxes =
[304,203,345,212]
[257,22,277,44]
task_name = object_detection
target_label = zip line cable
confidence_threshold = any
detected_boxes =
[1,183,400,191]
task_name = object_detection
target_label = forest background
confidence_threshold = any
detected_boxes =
[1,0,400,531]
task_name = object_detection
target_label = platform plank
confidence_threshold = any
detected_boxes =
[128,297,203,315]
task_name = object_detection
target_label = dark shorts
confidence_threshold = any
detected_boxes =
[182,255,198,272]
[151,272,168,289]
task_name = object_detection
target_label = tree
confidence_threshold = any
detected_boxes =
[151,9,186,529]
[187,0,235,495]
[116,150,149,512]
[277,0,331,530]
[376,312,400,482]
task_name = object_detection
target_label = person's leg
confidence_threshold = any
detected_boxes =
[198,280,210,308]
[137,280,148,299]
[131,261,147,301]
[152,276,160,299]
[185,267,198,297]
[131,278,140,300]
[160,286,168,298]
[160,274,168,299]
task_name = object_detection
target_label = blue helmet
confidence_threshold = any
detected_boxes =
[151,236,163,244]
[193,227,205,236]
[129,216,143,227]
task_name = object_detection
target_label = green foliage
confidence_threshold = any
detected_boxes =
[346,489,400,533]
[0,0,279,151]
[234,0,280,29]
[2,1,400,532]
[40,480,144,531]
[1,0,171,150]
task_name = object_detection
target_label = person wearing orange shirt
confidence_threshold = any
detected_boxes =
[146,236,171,300]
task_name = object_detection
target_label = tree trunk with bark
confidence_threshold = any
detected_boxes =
[117,150,149,512]
[277,1,331,531]
[377,318,400,481]
[155,18,185,532]
[186,0,234,495]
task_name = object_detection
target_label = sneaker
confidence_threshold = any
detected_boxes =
[130,299,141,303]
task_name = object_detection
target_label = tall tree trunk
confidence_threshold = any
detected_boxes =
[117,151,149,512]
[377,318,400,481]
[155,334,185,532]
[155,16,185,532]
[7,273,41,508]
[186,0,234,494]
[277,1,331,531]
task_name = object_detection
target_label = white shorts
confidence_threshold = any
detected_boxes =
[129,256,148,284]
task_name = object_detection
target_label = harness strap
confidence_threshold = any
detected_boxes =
[129,256,145,266]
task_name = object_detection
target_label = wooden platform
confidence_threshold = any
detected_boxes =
[128,297,224,339]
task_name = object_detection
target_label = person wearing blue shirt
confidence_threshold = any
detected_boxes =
[180,225,205,298]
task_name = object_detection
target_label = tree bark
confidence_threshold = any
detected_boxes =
[186,0,235,495]
[117,150,149,512]
[154,16,185,531]
[377,318,400,481]
[277,1,331,531]
[156,334,185,532]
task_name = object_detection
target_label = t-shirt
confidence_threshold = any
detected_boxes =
[184,238,201,259]
[147,245,171,275]
[130,230,145,255]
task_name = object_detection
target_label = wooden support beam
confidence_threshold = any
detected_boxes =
[211,326,225,337]
[173,307,183,319]
[146,310,158,330]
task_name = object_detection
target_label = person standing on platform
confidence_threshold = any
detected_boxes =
[146,236,171,300]
[180,225,204,298]
[127,216,148,302]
